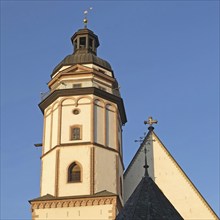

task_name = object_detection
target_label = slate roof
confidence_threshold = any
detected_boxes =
[116,176,183,220]
[51,53,112,77]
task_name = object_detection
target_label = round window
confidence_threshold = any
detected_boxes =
[73,109,80,115]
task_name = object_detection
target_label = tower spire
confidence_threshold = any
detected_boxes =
[143,147,149,177]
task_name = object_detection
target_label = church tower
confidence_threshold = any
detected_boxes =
[29,26,127,220]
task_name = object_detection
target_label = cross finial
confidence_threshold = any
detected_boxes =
[83,7,92,28]
[144,116,158,131]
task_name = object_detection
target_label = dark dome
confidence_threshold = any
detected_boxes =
[51,53,112,77]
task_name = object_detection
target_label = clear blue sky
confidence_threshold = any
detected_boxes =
[1,1,219,219]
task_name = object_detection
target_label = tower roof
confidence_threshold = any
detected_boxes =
[51,28,112,77]
[116,176,183,220]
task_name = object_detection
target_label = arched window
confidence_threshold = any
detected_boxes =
[68,162,81,183]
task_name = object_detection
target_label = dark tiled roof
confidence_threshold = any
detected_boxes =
[94,190,116,196]
[51,53,112,77]
[116,176,183,220]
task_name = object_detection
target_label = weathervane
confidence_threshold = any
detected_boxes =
[134,132,147,143]
[134,136,144,143]
[144,116,158,130]
[83,7,93,28]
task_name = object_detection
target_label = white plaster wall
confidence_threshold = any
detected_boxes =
[106,109,116,149]
[152,133,217,220]
[61,97,92,143]
[43,95,93,143]
[94,147,117,194]
[34,204,114,220]
[51,104,59,148]
[44,110,52,154]
[94,103,105,145]
[58,146,91,197]
[41,151,56,196]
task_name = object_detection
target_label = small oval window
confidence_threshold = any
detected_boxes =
[73,109,80,115]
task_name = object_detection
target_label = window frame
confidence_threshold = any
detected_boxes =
[79,37,86,48]
[67,162,82,183]
[70,125,82,141]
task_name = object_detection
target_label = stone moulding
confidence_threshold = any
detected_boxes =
[31,196,116,210]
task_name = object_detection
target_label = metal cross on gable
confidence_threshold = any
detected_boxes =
[144,116,158,130]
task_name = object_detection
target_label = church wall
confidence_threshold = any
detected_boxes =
[43,108,52,154]
[152,134,217,220]
[106,105,116,149]
[43,96,93,153]
[58,146,91,197]
[33,204,114,220]
[41,151,56,196]
[94,147,117,194]
[60,96,92,144]
[51,103,59,148]
[94,100,105,145]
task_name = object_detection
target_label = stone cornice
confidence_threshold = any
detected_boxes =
[48,67,115,88]
[39,87,127,124]
[30,195,118,210]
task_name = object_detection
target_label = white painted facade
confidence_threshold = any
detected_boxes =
[33,204,115,220]
[31,52,125,219]
[124,131,219,220]
[31,195,120,220]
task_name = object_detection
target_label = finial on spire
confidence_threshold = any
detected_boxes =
[83,7,93,28]
[143,147,149,177]
[144,116,158,131]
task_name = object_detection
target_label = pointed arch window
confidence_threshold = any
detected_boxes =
[68,162,81,183]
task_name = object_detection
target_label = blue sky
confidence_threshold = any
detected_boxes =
[1,1,219,219]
